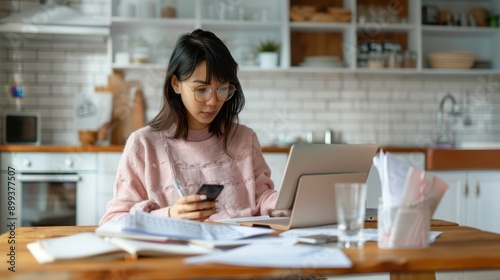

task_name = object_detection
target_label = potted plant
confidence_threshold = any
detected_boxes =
[257,40,280,68]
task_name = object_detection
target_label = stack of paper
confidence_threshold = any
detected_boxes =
[121,211,274,240]
[27,232,213,264]
[27,211,356,268]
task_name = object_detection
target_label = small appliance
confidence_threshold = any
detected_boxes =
[2,111,41,145]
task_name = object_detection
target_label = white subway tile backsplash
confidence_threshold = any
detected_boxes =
[275,78,301,90]
[36,73,65,83]
[341,89,367,100]
[246,100,274,110]
[52,62,80,72]
[38,97,71,107]
[0,2,17,10]
[30,85,51,95]
[42,120,67,130]
[302,100,327,110]
[22,40,52,49]
[316,111,342,122]
[23,62,51,71]
[315,89,341,99]
[51,85,80,95]
[38,51,65,60]
[10,73,36,83]
[327,101,352,110]
[301,76,328,90]
[8,49,37,60]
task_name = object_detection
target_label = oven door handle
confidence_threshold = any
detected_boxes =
[18,174,81,182]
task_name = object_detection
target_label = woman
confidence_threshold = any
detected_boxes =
[100,29,283,224]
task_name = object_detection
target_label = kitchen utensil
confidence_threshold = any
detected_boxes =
[131,88,146,132]
[78,130,98,146]
[95,72,140,145]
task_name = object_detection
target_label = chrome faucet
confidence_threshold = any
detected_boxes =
[436,93,461,146]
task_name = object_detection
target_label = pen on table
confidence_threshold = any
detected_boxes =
[173,179,185,198]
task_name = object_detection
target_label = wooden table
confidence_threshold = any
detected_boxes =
[1,223,500,280]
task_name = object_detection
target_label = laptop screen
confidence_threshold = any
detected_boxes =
[274,143,378,210]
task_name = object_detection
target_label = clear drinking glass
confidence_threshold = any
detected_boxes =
[334,183,367,249]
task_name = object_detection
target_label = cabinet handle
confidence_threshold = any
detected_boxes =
[475,182,480,198]
[464,183,469,197]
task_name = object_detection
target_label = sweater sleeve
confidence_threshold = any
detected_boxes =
[99,131,168,224]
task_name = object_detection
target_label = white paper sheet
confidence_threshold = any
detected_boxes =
[189,235,298,249]
[122,211,274,240]
[280,226,442,244]
[215,215,271,225]
[279,225,338,238]
[373,150,411,208]
[185,244,352,268]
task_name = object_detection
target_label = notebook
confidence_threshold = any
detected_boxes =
[238,143,378,230]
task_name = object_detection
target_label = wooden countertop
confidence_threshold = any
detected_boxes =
[426,149,500,171]
[0,145,425,153]
[0,145,125,153]
[1,224,500,280]
[1,145,500,170]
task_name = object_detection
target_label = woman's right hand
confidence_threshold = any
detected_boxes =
[169,194,217,221]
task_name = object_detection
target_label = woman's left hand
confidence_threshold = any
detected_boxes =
[169,194,217,221]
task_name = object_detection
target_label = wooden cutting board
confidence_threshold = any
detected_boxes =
[131,88,146,132]
[95,71,141,145]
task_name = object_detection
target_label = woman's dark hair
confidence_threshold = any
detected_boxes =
[148,28,245,151]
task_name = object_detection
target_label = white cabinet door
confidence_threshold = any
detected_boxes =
[431,170,500,234]
[467,171,500,234]
[97,152,123,223]
[425,171,500,280]
[263,153,288,191]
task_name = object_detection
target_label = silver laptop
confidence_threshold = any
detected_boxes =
[238,143,378,231]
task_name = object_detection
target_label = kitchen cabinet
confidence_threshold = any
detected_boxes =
[109,0,500,75]
[96,152,122,222]
[431,170,500,234]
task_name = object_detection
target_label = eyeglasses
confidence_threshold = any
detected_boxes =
[183,82,236,103]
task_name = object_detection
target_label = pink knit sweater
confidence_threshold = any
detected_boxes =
[99,124,280,224]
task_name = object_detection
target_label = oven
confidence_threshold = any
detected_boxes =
[1,152,97,234]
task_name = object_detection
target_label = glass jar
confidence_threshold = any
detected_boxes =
[130,36,150,64]
[368,52,385,68]
[117,0,136,17]
[403,51,417,68]
[387,51,403,68]
[160,0,177,18]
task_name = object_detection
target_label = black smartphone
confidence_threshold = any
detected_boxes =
[195,184,224,201]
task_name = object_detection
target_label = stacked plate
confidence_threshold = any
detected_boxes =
[298,56,344,68]
[428,52,476,69]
